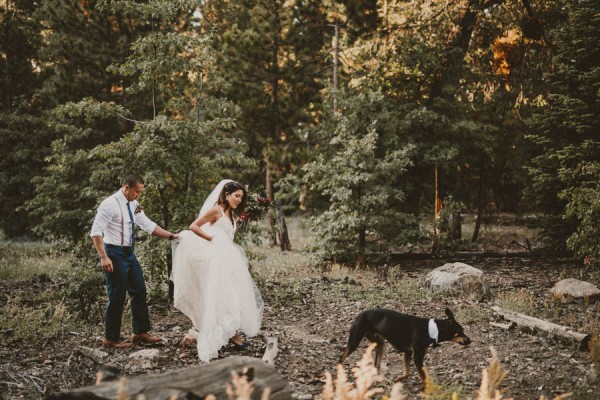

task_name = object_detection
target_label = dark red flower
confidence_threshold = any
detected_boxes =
[241,213,250,221]
[264,198,270,205]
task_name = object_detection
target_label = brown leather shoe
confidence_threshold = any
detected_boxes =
[101,339,133,349]
[131,332,162,344]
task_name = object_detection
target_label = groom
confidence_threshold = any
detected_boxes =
[91,174,178,348]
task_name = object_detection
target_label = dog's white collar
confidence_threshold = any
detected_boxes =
[428,319,439,343]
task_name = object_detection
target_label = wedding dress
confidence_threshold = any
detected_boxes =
[171,181,263,362]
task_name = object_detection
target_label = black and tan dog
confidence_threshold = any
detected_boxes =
[338,308,471,386]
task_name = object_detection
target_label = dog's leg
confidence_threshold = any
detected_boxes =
[340,316,368,365]
[369,333,385,371]
[393,352,411,382]
[338,347,350,365]
[413,349,427,388]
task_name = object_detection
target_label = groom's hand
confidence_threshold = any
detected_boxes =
[100,255,113,273]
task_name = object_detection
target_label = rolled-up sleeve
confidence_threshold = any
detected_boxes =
[135,209,157,234]
[90,200,111,238]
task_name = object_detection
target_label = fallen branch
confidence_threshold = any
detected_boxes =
[491,306,591,351]
[262,337,278,365]
[490,321,516,331]
[75,346,109,363]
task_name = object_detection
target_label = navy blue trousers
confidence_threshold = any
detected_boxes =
[104,245,151,341]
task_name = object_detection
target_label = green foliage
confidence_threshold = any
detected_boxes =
[558,145,600,266]
[35,0,135,107]
[200,0,329,186]
[0,0,41,107]
[55,241,105,323]
[303,90,417,264]
[525,0,600,256]
[435,195,467,252]
[0,1,46,238]
[0,113,54,237]
[26,101,130,242]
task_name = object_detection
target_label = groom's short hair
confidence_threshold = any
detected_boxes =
[123,173,144,187]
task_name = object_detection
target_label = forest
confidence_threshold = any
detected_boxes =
[1,0,599,399]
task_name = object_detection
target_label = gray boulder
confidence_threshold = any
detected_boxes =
[128,348,160,370]
[425,262,491,299]
[550,278,600,303]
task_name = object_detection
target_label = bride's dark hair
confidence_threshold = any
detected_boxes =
[218,181,247,214]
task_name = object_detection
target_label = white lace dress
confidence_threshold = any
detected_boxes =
[171,210,263,362]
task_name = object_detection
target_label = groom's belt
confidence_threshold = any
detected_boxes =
[105,243,133,253]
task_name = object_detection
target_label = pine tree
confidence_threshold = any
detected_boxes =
[303,90,417,264]
[526,0,600,260]
[29,0,253,241]
[0,0,47,237]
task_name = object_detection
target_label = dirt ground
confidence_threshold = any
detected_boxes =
[1,254,598,399]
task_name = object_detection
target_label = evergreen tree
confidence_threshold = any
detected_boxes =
[200,0,329,178]
[526,0,600,261]
[0,0,47,237]
[35,0,135,108]
[303,91,416,264]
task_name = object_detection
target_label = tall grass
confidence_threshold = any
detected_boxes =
[0,240,72,281]
[0,298,78,341]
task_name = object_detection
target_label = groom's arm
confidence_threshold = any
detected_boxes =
[90,200,113,272]
[91,235,113,273]
[151,225,178,240]
[133,206,178,240]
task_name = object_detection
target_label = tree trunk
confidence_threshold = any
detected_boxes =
[472,161,485,242]
[277,203,291,252]
[449,211,462,241]
[46,356,291,400]
[332,20,339,112]
[356,186,366,266]
[491,306,592,351]
[428,0,497,101]
[432,163,442,252]
[265,158,278,247]
[158,187,174,301]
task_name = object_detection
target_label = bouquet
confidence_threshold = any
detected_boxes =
[238,192,272,231]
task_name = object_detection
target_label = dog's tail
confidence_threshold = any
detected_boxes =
[339,311,369,364]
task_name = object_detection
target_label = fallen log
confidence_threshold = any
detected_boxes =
[491,306,592,351]
[46,356,291,400]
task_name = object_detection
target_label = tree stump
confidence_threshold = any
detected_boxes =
[47,356,291,400]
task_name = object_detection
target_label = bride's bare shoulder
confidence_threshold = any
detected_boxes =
[205,206,223,220]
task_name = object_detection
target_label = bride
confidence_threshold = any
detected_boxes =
[171,179,263,362]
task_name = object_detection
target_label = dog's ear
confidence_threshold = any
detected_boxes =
[445,308,455,321]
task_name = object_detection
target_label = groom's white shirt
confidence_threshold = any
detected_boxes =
[90,190,157,246]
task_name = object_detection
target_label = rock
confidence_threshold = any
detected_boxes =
[182,328,198,346]
[425,262,491,299]
[128,349,160,370]
[549,278,600,303]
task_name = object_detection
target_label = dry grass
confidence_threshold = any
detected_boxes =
[0,298,77,342]
[0,240,71,281]
[459,214,540,252]
[495,289,536,314]
[322,345,571,400]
